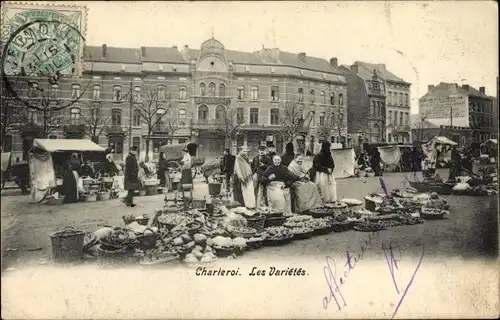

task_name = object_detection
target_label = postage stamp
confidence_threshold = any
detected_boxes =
[1,2,88,77]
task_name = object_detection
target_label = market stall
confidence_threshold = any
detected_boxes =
[28,139,123,204]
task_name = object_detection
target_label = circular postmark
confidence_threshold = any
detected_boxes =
[1,18,92,110]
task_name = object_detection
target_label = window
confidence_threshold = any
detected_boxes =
[133,109,141,126]
[405,112,409,125]
[399,93,403,106]
[330,92,335,105]
[331,113,336,126]
[270,108,279,125]
[132,137,140,150]
[157,85,166,100]
[134,86,141,102]
[219,83,226,97]
[198,105,208,121]
[400,112,403,125]
[199,83,206,96]
[309,111,316,126]
[388,111,393,124]
[237,86,245,100]
[51,84,59,99]
[215,105,226,120]
[371,101,376,115]
[93,85,101,100]
[405,93,409,106]
[388,133,392,142]
[2,135,12,152]
[155,108,166,127]
[108,140,123,155]
[392,92,397,105]
[28,109,37,123]
[179,86,187,100]
[339,113,344,123]
[310,89,315,103]
[179,108,186,118]
[208,82,216,97]
[338,93,344,106]
[112,85,122,101]
[270,86,279,101]
[237,108,245,123]
[70,107,81,125]
[387,92,391,105]
[250,108,259,124]
[298,88,304,102]
[394,111,398,125]
[71,84,80,99]
[111,109,122,126]
[49,135,57,140]
[319,112,325,126]
[250,86,259,101]
[321,91,326,104]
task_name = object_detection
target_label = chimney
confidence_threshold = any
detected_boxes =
[330,58,338,68]
[462,84,470,91]
[351,64,359,74]
[378,63,386,70]
[298,52,306,62]
[102,44,107,58]
[271,48,280,60]
[184,45,189,50]
[141,46,146,57]
[428,85,434,91]
[479,86,485,94]
[172,45,178,49]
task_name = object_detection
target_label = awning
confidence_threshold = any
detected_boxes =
[435,136,458,146]
[33,139,106,152]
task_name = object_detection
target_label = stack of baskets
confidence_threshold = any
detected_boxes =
[263,212,286,228]
[50,226,86,262]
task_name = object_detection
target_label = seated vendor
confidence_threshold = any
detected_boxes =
[288,154,324,213]
[102,153,119,177]
[80,160,95,178]
[261,155,300,213]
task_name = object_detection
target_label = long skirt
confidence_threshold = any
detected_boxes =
[266,182,292,213]
[233,175,256,209]
[293,181,324,212]
[63,170,79,203]
[315,172,337,203]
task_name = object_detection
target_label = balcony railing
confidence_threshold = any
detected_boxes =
[63,124,85,134]
[105,125,126,135]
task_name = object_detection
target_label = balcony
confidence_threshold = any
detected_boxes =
[193,96,231,105]
[367,80,384,96]
[63,124,85,134]
[105,125,126,136]
[393,125,411,133]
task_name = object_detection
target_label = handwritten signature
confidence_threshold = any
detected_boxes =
[383,242,425,319]
[322,231,380,310]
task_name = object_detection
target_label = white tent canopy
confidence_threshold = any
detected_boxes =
[481,139,497,147]
[32,139,105,153]
[434,136,458,146]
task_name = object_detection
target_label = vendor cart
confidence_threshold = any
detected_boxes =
[158,142,205,179]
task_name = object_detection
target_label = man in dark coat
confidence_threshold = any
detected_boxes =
[370,146,383,176]
[267,144,277,159]
[251,145,271,202]
[124,146,139,207]
[222,148,236,192]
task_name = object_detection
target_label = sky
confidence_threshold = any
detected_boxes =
[13,1,499,114]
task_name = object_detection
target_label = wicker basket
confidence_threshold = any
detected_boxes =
[98,245,130,262]
[366,172,375,177]
[82,194,97,202]
[246,215,266,232]
[264,236,293,246]
[312,227,331,236]
[97,191,110,201]
[136,217,150,226]
[246,240,264,250]
[101,177,114,183]
[264,216,286,228]
[122,215,135,225]
[293,231,313,240]
[191,199,206,210]
[208,183,222,195]
[138,190,147,196]
[145,185,157,196]
[46,197,64,205]
[214,247,235,257]
[50,227,85,261]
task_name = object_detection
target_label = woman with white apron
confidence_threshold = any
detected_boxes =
[311,141,337,203]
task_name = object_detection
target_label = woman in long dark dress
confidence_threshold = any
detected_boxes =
[62,154,81,203]
[311,141,337,203]
[158,152,167,187]
[281,142,295,167]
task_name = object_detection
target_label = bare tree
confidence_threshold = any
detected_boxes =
[80,103,110,143]
[316,112,334,142]
[213,104,244,148]
[279,100,310,143]
[0,79,25,141]
[134,84,174,161]
[411,113,430,141]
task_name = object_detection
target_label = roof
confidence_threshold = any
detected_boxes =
[83,40,344,75]
[33,139,106,153]
[422,82,493,100]
[353,61,408,83]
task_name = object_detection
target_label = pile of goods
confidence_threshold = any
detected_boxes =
[451,175,497,196]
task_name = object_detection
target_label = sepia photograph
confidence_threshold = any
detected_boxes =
[1,1,498,319]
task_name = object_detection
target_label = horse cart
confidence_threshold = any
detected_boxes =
[158,143,205,179]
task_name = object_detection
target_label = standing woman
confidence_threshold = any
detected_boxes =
[62,153,81,203]
[232,147,256,209]
[180,143,197,189]
[281,142,295,167]
[311,141,337,203]
[158,152,171,189]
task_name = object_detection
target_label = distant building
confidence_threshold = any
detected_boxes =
[416,82,496,145]
[1,38,348,161]
[342,61,411,143]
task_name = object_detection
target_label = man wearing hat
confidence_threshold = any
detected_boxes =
[267,144,277,159]
[251,145,271,205]
[124,146,139,207]
[222,148,236,193]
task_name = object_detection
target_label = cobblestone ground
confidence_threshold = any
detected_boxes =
[1,168,497,270]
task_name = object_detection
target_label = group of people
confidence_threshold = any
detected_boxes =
[229,141,338,213]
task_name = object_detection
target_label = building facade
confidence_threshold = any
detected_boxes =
[416,82,496,145]
[342,61,411,143]
[1,38,348,161]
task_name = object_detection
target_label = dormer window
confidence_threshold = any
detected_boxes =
[245,66,250,72]
[270,67,275,73]
[298,88,304,103]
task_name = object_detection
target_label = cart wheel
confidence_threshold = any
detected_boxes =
[191,167,198,180]
[168,161,181,171]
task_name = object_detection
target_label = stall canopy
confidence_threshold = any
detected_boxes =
[434,136,458,146]
[481,139,498,148]
[33,139,105,153]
